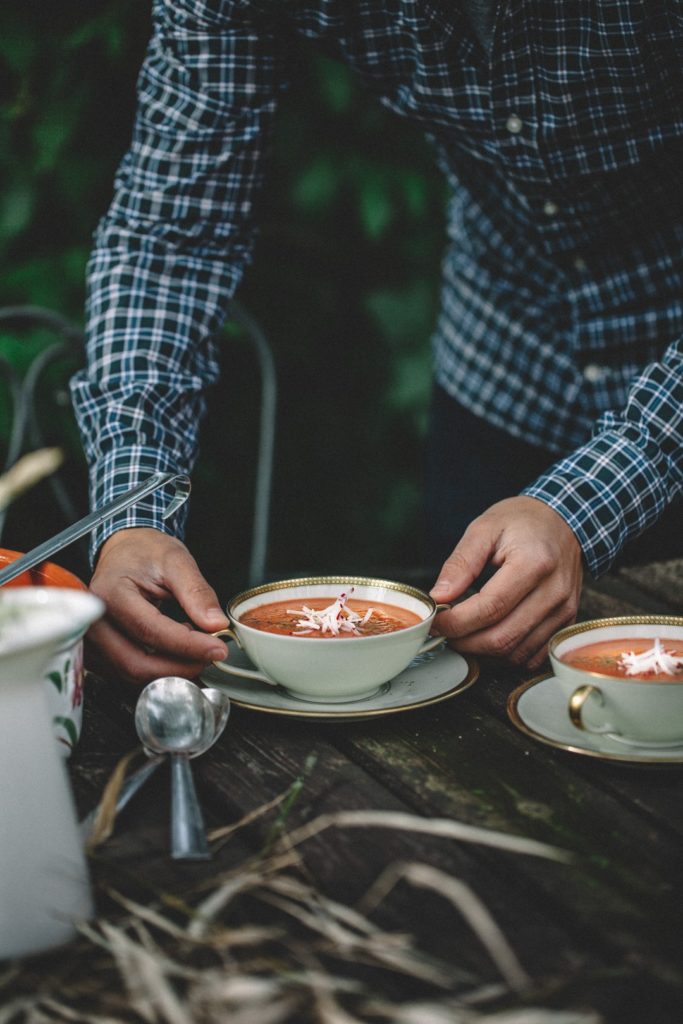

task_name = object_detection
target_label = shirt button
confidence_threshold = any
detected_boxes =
[506,114,523,134]
[573,256,588,272]
[543,200,559,217]
[583,363,607,383]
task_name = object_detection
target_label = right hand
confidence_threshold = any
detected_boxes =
[85,527,229,687]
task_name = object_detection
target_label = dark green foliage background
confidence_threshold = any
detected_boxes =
[0,2,448,594]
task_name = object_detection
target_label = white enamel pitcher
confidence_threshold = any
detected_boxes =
[0,586,104,960]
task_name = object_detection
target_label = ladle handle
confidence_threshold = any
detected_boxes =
[0,471,191,587]
[170,754,211,861]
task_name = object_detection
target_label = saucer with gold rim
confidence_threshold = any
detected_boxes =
[507,673,683,764]
[201,643,478,720]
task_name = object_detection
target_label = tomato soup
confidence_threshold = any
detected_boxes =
[239,597,422,638]
[562,638,683,681]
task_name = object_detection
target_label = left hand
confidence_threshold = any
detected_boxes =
[429,496,583,671]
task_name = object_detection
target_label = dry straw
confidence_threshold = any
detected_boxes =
[0,448,63,512]
[1,781,600,1024]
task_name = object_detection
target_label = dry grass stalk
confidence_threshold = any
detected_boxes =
[275,810,572,863]
[187,872,273,940]
[364,1000,603,1024]
[0,448,64,512]
[207,790,291,844]
[85,749,142,853]
[3,791,601,1024]
[79,920,195,1024]
[0,999,38,1024]
[359,861,530,993]
[29,998,126,1024]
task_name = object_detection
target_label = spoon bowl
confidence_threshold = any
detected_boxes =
[201,686,231,744]
[135,676,216,757]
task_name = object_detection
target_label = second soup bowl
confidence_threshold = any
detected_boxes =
[549,616,683,746]
[212,576,447,703]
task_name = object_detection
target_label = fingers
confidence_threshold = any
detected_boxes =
[431,557,545,640]
[100,580,227,660]
[429,497,583,668]
[450,584,579,669]
[87,528,230,686]
[85,617,219,688]
[430,519,498,603]
[157,545,230,634]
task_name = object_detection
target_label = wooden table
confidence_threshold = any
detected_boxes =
[7,560,683,1023]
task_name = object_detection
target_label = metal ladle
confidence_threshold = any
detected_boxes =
[0,470,190,587]
[135,676,216,861]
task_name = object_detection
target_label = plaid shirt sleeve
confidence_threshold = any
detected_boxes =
[523,336,683,577]
[69,0,289,563]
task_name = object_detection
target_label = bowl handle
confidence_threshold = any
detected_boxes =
[568,684,616,735]
[419,635,446,655]
[210,628,278,686]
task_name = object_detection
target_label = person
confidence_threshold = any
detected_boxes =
[70,2,682,687]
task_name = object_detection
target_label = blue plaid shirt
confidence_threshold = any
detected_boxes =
[71,0,683,576]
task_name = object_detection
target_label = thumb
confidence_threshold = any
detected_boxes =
[430,524,495,603]
[167,557,229,634]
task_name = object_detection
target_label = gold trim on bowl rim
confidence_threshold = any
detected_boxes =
[548,614,683,684]
[228,575,439,616]
[507,673,683,765]
[206,653,479,719]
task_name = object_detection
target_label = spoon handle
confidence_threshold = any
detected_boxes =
[79,754,164,844]
[170,754,211,861]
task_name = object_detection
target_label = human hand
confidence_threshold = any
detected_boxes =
[429,496,583,671]
[85,528,229,686]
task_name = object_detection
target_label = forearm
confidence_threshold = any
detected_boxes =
[523,338,683,575]
[72,229,232,559]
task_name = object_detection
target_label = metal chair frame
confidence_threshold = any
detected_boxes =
[0,302,276,586]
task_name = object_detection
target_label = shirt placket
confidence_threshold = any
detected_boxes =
[488,7,568,240]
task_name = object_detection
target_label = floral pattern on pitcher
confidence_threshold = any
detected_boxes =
[44,637,85,757]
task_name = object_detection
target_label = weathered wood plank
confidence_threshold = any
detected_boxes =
[472,671,683,854]
[616,558,683,612]
[332,697,683,986]
[76,708,581,989]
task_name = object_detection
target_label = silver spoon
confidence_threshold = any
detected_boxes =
[80,685,231,844]
[135,676,216,861]
[202,686,232,738]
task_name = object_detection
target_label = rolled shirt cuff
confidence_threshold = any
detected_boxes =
[522,429,671,577]
[87,448,190,567]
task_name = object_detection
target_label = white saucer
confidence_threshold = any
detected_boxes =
[508,674,683,764]
[200,643,478,720]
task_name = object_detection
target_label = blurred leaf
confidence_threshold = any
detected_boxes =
[0,28,36,73]
[358,173,394,239]
[33,118,72,172]
[365,280,437,346]
[0,185,35,241]
[314,56,356,114]
[400,171,429,219]
[382,477,421,536]
[62,246,88,285]
[65,4,128,58]
[1,255,78,311]
[292,154,342,212]
[386,350,432,425]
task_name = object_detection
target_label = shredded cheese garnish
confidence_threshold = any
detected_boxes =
[287,588,374,636]
[618,638,683,677]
